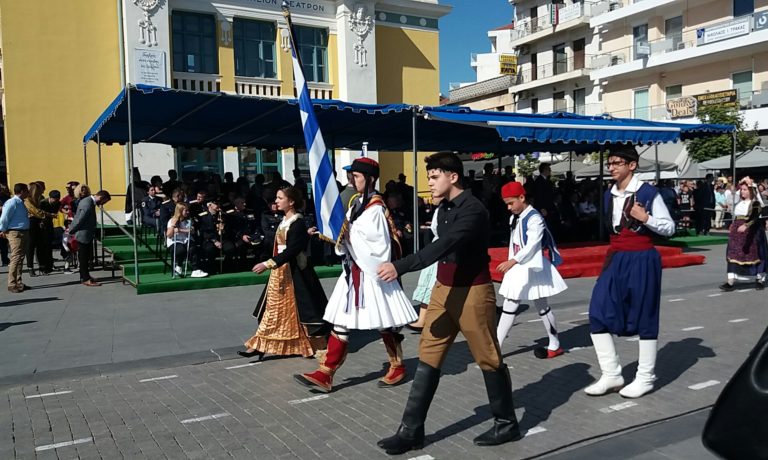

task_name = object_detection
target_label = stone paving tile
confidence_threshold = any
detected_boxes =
[2,254,765,459]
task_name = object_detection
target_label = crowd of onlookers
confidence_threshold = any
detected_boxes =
[0,180,112,292]
[3,163,766,289]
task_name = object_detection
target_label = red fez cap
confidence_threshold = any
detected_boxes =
[348,157,380,177]
[501,181,525,198]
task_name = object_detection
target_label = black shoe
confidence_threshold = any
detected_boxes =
[719,283,735,292]
[28,269,38,277]
[405,324,423,333]
[378,361,441,455]
[473,363,523,446]
[237,350,265,360]
[756,281,765,291]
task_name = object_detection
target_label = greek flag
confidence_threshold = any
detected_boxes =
[284,9,345,241]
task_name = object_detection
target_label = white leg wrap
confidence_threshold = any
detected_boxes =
[619,339,657,398]
[584,333,625,396]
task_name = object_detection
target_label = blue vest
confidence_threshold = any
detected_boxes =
[520,209,563,266]
[603,182,659,235]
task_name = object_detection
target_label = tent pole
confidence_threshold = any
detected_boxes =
[569,151,573,173]
[126,86,140,286]
[731,132,737,185]
[598,149,605,241]
[412,110,419,252]
[654,144,660,184]
[83,144,89,186]
[97,133,105,267]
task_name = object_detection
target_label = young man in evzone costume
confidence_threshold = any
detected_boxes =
[294,157,417,393]
[376,152,522,455]
[584,145,675,399]
[496,181,567,358]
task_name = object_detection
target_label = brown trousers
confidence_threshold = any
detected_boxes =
[7,230,28,289]
[419,281,502,371]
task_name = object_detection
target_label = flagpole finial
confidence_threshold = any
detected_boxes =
[281,0,290,13]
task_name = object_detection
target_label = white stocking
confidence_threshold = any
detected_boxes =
[497,299,519,347]
[534,298,560,351]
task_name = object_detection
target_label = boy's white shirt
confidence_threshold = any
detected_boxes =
[509,205,544,271]
[610,175,675,237]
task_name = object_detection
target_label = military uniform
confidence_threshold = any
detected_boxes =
[141,195,162,228]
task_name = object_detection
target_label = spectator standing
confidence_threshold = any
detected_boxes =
[0,184,11,265]
[69,190,111,286]
[60,181,79,217]
[339,170,358,211]
[533,163,560,238]
[0,184,31,292]
[714,185,727,229]
[24,182,55,276]
[162,169,181,197]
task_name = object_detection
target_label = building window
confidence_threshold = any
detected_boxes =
[233,19,276,78]
[665,16,683,50]
[238,147,280,182]
[573,88,586,115]
[553,44,567,75]
[176,147,223,181]
[633,88,649,120]
[666,84,683,101]
[732,70,753,107]
[553,91,567,112]
[733,0,754,17]
[573,38,585,70]
[295,26,328,83]
[531,98,539,114]
[172,11,218,74]
[633,24,649,60]
[531,53,538,81]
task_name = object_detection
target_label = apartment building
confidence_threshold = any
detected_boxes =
[590,0,768,132]
[454,0,768,132]
[0,0,449,197]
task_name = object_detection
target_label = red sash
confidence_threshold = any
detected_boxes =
[609,228,654,251]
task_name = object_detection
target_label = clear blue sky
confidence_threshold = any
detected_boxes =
[439,0,514,96]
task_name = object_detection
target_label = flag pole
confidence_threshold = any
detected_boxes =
[281,1,344,242]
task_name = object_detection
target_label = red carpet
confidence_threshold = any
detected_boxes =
[489,244,705,282]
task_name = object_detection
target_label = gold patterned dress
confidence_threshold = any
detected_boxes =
[245,214,325,357]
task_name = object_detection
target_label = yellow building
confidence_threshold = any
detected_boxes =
[0,0,450,213]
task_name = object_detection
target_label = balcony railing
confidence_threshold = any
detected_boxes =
[510,2,590,41]
[235,77,282,98]
[172,72,221,93]
[517,55,592,85]
[596,90,768,121]
[592,13,764,70]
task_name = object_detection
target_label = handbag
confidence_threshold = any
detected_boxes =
[702,326,768,459]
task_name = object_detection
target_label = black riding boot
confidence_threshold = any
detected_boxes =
[377,361,440,455]
[474,363,523,446]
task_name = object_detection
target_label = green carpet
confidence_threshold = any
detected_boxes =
[101,229,343,294]
[656,229,729,247]
[124,265,343,295]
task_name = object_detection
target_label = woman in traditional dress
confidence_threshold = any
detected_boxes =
[407,197,441,332]
[720,177,767,291]
[239,186,329,360]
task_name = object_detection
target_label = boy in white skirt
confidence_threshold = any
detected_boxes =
[294,158,417,393]
[496,181,567,359]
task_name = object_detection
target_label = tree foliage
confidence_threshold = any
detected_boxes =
[516,153,540,179]
[686,104,759,163]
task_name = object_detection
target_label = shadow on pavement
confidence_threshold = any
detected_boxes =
[0,297,60,308]
[515,363,593,431]
[504,324,593,359]
[654,338,716,389]
[0,321,37,332]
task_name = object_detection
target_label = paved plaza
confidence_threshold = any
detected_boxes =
[0,244,764,459]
